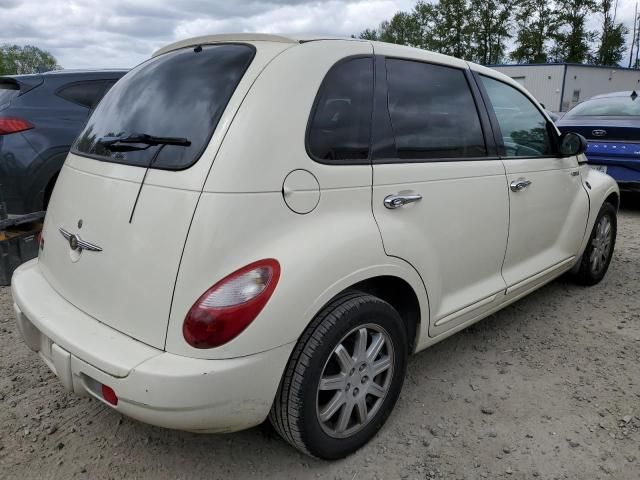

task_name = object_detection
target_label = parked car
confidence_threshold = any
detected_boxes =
[556,91,640,191]
[0,69,127,214]
[11,35,619,460]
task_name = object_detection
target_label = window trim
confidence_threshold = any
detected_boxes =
[473,71,560,160]
[372,56,496,165]
[305,54,375,166]
[70,43,256,172]
[55,79,109,109]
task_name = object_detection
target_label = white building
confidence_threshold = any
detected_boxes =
[489,63,640,112]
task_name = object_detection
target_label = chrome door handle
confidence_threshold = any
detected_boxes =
[384,193,422,209]
[510,179,532,192]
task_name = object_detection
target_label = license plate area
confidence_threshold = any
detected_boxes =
[590,165,607,173]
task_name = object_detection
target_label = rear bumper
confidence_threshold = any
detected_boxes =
[11,259,293,432]
[585,154,640,188]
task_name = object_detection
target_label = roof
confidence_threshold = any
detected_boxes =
[152,33,364,57]
[43,68,128,75]
[488,62,640,72]
[590,91,639,99]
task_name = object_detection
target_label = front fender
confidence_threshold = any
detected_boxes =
[577,165,619,257]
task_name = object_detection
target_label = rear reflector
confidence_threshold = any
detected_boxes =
[0,117,34,135]
[101,384,118,406]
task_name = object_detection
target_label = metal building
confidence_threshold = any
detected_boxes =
[488,63,640,112]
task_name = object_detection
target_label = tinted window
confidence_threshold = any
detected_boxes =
[566,96,640,117]
[74,44,255,170]
[0,80,19,108]
[480,76,552,157]
[308,57,373,162]
[57,81,106,109]
[385,59,486,159]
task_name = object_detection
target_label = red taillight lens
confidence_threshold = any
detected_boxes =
[0,117,34,135]
[183,259,281,349]
[101,384,118,406]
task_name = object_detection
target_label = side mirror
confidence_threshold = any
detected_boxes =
[559,132,587,157]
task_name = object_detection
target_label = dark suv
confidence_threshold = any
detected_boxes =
[0,69,127,214]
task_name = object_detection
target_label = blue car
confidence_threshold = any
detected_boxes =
[556,91,640,192]
[0,69,127,214]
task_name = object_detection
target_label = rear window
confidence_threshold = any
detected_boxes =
[566,96,640,117]
[0,80,20,108]
[73,44,255,170]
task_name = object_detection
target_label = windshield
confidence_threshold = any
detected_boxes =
[73,44,255,170]
[566,96,640,117]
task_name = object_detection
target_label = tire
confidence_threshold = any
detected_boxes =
[573,202,617,286]
[269,291,408,459]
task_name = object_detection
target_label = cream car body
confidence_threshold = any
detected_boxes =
[11,35,618,454]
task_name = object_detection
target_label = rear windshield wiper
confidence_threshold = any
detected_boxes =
[97,133,191,223]
[98,133,191,151]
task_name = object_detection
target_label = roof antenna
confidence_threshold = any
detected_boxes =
[632,90,638,101]
[193,45,202,53]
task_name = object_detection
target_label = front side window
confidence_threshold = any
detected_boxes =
[385,59,486,160]
[480,76,552,157]
[73,44,255,170]
[307,57,373,163]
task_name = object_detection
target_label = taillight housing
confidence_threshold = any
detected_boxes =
[0,117,34,135]
[183,259,281,349]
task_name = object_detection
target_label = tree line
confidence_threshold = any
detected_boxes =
[357,0,632,67]
[0,45,60,75]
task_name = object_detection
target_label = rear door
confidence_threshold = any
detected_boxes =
[371,51,509,336]
[37,43,282,349]
[476,74,589,294]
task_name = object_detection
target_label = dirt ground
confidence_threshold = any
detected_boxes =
[1,196,639,480]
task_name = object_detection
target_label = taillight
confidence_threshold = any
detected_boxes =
[0,117,34,135]
[183,259,281,349]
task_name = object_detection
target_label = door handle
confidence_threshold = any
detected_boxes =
[384,193,422,209]
[510,179,532,192]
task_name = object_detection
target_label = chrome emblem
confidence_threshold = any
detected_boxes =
[592,129,607,137]
[59,227,102,252]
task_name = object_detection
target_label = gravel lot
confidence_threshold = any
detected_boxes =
[1,195,639,480]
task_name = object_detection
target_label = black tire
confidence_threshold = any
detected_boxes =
[269,291,408,459]
[573,202,617,286]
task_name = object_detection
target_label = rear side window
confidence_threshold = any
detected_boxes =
[307,57,373,163]
[479,76,552,157]
[73,44,255,170]
[57,81,107,109]
[385,59,486,160]
[0,80,20,108]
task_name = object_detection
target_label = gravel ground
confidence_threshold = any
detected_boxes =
[1,196,639,480]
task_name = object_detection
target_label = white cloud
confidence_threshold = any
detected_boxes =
[0,0,413,69]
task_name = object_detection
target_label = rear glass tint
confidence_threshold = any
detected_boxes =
[0,80,20,108]
[73,44,255,170]
[57,81,107,109]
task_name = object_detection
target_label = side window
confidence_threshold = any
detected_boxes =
[307,57,373,162]
[385,59,486,160]
[479,76,552,157]
[57,81,107,109]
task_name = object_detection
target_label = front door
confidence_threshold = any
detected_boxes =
[370,53,510,337]
[476,74,589,294]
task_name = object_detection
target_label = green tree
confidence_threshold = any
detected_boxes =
[0,44,61,75]
[430,0,473,59]
[470,0,513,64]
[550,0,597,63]
[511,0,560,63]
[594,0,628,65]
[377,11,422,46]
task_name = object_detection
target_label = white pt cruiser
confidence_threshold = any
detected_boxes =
[11,34,619,459]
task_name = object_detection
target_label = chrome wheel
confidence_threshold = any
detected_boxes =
[590,214,613,276]
[316,324,394,438]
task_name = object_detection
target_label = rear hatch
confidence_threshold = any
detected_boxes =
[37,43,260,349]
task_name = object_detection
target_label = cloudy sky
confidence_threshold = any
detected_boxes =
[0,0,638,69]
